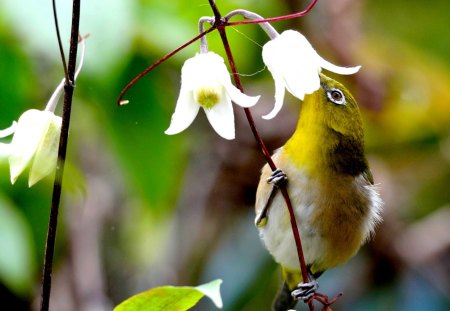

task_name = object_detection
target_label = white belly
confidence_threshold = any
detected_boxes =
[255,152,382,271]
[256,159,326,270]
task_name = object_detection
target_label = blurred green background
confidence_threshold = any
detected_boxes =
[0,0,449,310]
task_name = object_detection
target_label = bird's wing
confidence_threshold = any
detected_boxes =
[254,163,274,227]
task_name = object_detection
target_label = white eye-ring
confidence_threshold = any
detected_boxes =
[326,88,346,105]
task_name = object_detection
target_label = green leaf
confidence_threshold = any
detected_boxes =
[114,279,223,311]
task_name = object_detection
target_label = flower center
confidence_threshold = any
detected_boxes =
[195,87,221,109]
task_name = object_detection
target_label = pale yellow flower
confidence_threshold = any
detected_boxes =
[165,52,260,140]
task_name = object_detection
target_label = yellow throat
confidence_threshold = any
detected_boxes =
[283,74,369,181]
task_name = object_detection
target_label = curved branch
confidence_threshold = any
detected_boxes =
[117,27,216,106]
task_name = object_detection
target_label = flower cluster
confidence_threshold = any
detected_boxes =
[165,29,360,138]
[0,37,86,187]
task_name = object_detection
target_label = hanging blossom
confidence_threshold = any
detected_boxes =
[4,110,62,187]
[165,51,260,140]
[0,37,87,187]
[262,30,361,119]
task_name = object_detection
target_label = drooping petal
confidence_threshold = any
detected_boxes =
[262,30,322,118]
[317,54,361,75]
[214,59,260,108]
[262,30,360,119]
[262,70,286,120]
[222,80,260,108]
[281,60,318,100]
[203,90,235,140]
[29,114,62,187]
[9,110,52,184]
[182,52,223,93]
[165,88,200,135]
[181,53,210,92]
[285,65,321,100]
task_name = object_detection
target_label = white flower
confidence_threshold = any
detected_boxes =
[262,30,361,119]
[165,52,260,140]
[0,35,87,187]
[0,109,62,187]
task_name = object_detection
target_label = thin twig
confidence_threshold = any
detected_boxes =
[40,0,81,310]
[52,0,69,81]
[117,27,216,105]
[225,0,318,26]
[114,0,325,308]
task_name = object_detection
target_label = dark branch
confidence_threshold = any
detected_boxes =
[40,0,81,310]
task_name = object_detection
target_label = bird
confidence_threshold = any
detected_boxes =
[255,73,382,310]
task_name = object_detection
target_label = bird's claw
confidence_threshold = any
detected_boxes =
[291,280,318,302]
[267,168,288,188]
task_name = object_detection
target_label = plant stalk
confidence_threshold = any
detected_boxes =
[40,0,81,310]
[208,1,313,309]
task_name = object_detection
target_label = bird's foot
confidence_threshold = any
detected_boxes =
[256,169,287,227]
[291,279,318,302]
[267,168,288,188]
[308,292,343,311]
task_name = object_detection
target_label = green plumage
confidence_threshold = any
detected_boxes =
[255,74,382,310]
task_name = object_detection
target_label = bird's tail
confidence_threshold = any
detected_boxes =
[273,281,297,311]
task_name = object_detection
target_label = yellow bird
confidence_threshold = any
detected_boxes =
[255,74,382,310]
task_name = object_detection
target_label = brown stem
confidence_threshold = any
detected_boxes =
[210,3,313,310]
[117,27,216,105]
[52,0,69,81]
[40,0,81,310]
[225,0,318,26]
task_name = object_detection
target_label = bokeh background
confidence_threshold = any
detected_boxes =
[0,0,449,310]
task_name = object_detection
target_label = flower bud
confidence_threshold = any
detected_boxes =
[8,109,62,186]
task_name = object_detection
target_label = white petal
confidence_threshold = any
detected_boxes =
[222,80,260,108]
[262,70,286,120]
[0,121,17,138]
[283,62,319,98]
[165,88,200,135]
[286,66,321,100]
[9,110,52,184]
[204,91,235,140]
[317,54,361,75]
[212,56,260,108]
[262,30,322,118]
[29,115,62,187]
[180,54,205,92]
[182,52,223,92]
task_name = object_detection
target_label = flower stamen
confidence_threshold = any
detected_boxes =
[195,87,221,109]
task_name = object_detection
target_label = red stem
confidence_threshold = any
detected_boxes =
[210,4,313,310]
[117,0,319,105]
[115,1,324,308]
[225,0,318,25]
[117,27,216,105]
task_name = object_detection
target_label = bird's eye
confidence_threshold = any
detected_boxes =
[326,88,346,105]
